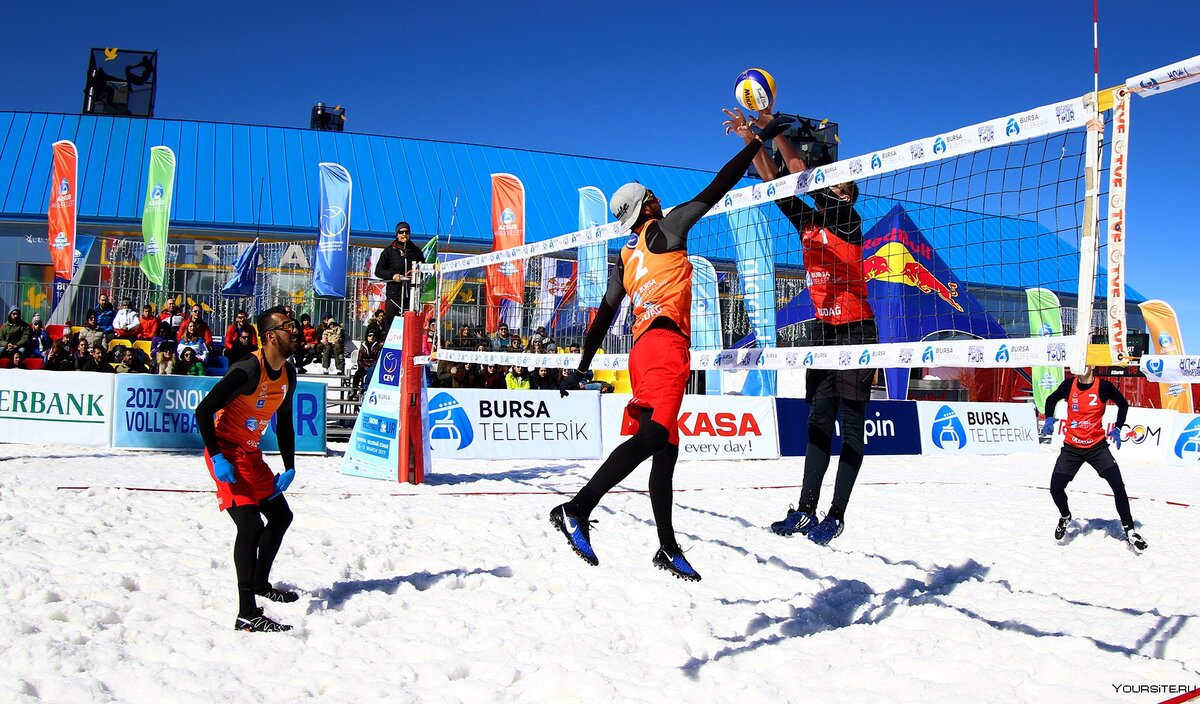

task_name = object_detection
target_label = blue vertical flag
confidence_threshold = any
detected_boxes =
[313,162,352,298]
[689,256,723,395]
[728,206,777,396]
[222,238,260,296]
[577,186,608,309]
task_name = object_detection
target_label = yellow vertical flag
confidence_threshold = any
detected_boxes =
[1138,300,1194,412]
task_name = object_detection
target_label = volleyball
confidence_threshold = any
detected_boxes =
[734,68,776,112]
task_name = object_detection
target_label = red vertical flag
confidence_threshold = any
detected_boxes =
[47,140,78,282]
[485,173,526,331]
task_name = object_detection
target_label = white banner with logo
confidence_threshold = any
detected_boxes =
[1047,406,1177,462]
[1165,413,1200,467]
[0,370,114,448]
[1141,356,1200,384]
[425,389,602,460]
[601,394,780,460]
[916,401,1038,456]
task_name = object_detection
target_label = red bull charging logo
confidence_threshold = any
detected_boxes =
[862,236,963,312]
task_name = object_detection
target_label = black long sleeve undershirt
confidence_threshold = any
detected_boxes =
[1043,377,1129,428]
[576,140,764,373]
[195,355,297,469]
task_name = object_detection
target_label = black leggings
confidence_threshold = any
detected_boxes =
[1050,467,1134,528]
[227,495,294,617]
[566,410,681,550]
[799,396,867,521]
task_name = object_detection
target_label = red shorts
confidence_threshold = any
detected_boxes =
[622,328,690,445]
[205,444,276,511]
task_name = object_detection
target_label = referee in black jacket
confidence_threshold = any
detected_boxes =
[374,221,426,333]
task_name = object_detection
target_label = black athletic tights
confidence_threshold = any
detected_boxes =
[227,495,293,617]
[800,396,867,521]
[1050,467,1134,528]
[565,410,680,551]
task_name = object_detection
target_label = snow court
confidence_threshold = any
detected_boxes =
[1,445,1198,703]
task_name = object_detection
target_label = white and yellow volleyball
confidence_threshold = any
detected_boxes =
[734,68,776,112]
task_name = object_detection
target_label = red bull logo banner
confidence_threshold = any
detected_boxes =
[47,140,78,283]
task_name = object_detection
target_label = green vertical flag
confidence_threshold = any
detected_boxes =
[1026,288,1064,414]
[140,146,176,287]
[419,235,438,304]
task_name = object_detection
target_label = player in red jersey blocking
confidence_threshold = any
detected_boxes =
[196,305,302,632]
[550,114,794,581]
[1042,366,1147,553]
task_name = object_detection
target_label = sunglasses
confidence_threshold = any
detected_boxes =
[264,319,299,333]
[643,190,657,203]
[396,230,410,236]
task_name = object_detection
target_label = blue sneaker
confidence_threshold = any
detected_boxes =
[549,504,599,566]
[653,547,702,582]
[770,506,817,536]
[807,515,844,545]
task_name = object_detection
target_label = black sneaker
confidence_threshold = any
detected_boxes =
[653,547,701,582]
[1123,525,1148,554]
[549,504,599,566]
[256,586,300,603]
[1055,514,1072,541]
[234,611,293,633]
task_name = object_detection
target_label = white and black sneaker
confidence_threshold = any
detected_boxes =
[256,586,300,603]
[1123,525,1148,554]
[1054,514,1071,541]
[234,610,292,633]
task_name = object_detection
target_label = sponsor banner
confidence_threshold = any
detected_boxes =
[1139,301,1193,412]
[139,146,175,287]
[313,162,352,298]
[47,140,78,282]
[916,401,1038,456]
[485,173,526,329]
[1127,55,1200,97]
[112,375,327,454]
[1026,288,1065,413]
[601,394,780,460]
[428,95,1090,276]
[1105,91,1130,364]
[577,186,608,309]
[1141,355,1200,384]
[775,399,922,457]
[1165,413,1200,467]
[1047,406,1177,463]
[436,335,1077,372]
[427,389,602,460]
[0,370,113,448]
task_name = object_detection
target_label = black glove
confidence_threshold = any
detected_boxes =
[559,369,586,398]
[759,114,797,142]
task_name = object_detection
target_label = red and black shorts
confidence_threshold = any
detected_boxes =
[622,328,691,445]
[205,443,276,511]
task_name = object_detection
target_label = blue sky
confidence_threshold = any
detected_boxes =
[7,1,1200,347]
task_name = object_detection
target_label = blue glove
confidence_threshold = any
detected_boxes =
[1107,426,1124,449]
[211,454,236,483]
[1041,417,1056,436]
[271,468,295,498]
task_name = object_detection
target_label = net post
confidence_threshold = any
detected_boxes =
[396,309,427,485]
[1073,94,1103,375]
[1105,88,1131,365]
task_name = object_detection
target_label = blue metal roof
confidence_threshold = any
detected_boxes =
[0,111,724,243]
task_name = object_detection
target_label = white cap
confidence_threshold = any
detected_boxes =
[609,182,647,229]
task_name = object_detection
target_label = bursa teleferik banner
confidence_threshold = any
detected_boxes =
[428,389,602,461]
[916,401,1038,455]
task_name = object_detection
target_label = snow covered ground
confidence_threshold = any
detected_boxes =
[1,442,1198,704]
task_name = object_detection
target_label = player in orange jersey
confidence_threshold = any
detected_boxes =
[550,114,794,581]
[196,305,301,632]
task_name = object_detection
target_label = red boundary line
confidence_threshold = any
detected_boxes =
[52,481,1194,507]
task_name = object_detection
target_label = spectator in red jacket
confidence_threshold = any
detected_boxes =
[177,304,213,346]
[138,304,159,340]
[224,309,258,348]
